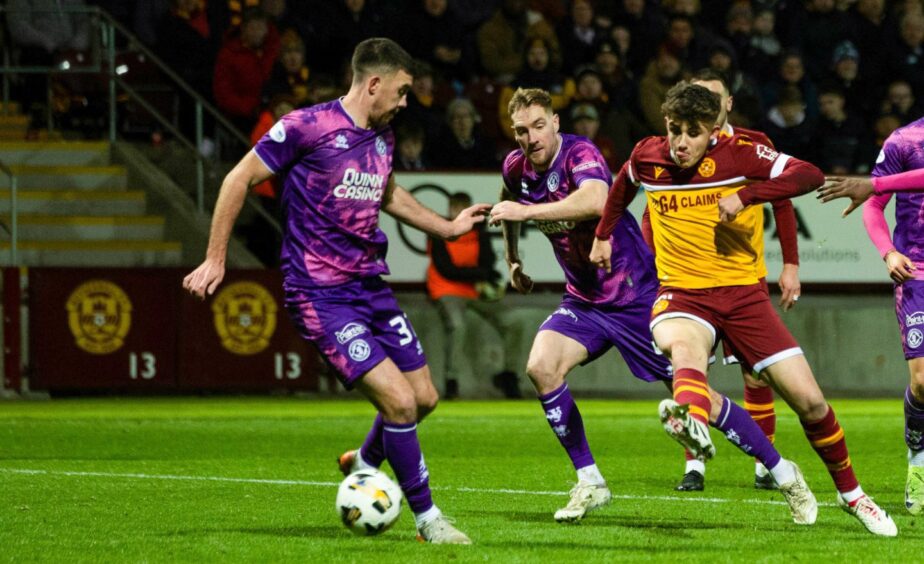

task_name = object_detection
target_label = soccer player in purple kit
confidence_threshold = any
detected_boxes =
[818,115,924,515]
[183,38,489,544]
[489,87,816,525]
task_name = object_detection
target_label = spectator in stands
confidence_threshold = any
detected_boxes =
[762,85,814,159]
[847,0,891,84]
[156,0,218,100]
[427,192,521,400]
[394,0,467,82]
[705,43,761,127]
[430,98,498,170]
[476,0,561,84]
[391,62,444,149]
[886,10,924,99]
[213,7,280,132]
[497,37,575,140]
[568,64,610,116]
[662,14,712,70]
[569,103,619,170]
[794,0,851,79]
[743,8,781,81]
[827,40,874,121]
[303,0,383,76]
[638,45,683,134]
[811,86,866,174]
[863,112,903,169]
[556,0,605,71]
[304,73,340,106]
[594,39,636,111]
[880,80,923,125]
[610,0,667,76]
[394,122,429,172]
[761,51,819,123]
[724,2,752,61]
[262,30,310,107]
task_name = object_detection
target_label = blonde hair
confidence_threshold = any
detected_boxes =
[507,87,553,116]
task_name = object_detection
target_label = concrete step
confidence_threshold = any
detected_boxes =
[0,141,110,166]
[3,215,165,240]
[0,115,29,128]
[0,102,22,114]
[0,190,147,215]
[4,165,127,190]
[0,240,182,267]
[0,129,63,141]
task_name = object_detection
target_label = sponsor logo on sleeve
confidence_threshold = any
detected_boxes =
[756,144,779,161]
[269,121,286,143]
[334,134,349,149]
[654,166,665,179]
[876,149,886,164]
[571,161,602,174]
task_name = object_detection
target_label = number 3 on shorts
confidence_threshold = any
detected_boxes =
[389,314,417,346]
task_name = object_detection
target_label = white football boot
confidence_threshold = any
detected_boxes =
[776,461,818,525]
[554,481,612,523]
[838,494,898,537]
[416,515,472,544]
[658,399,716,461]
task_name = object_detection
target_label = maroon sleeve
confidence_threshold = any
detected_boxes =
[595,161,638,239]
[770,199,799,265]
[641,204,655,254]
[737,159,825,206]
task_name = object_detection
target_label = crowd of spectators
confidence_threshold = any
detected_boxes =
[6,0,924,174]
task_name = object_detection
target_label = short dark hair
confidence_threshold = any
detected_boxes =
[691,68,730,94]
[661,81,721,126]
[351,38,415,82]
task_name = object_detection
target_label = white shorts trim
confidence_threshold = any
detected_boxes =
[252,148,279,175]
[650,312,717,348]
[383,423,418,433]
[723,354,740,366]
[752,347,803,373]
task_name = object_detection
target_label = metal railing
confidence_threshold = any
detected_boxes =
[0,159,18,265]
[0,5,280,237]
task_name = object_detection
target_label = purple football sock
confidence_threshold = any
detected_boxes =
[537,382,595,470]
[905,386,924,451]
[711,395,782,470]
[382,420,434,514]
[359,413,385,467]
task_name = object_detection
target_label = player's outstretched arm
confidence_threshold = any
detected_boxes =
[497,186,533,294]
[383,177,490,239]
[489,180,607,225]
[771,200,800,310]
[819,169,924,217]
[721,158,824,222]
[183,150,273,299]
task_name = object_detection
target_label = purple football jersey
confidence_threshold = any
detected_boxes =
[873,116,924,266]
[254,99,394,289]
[502,134,658,305]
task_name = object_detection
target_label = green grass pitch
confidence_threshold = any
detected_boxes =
[0,397,919,562]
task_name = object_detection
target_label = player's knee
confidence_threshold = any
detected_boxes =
[526,359,564,393]
[381,393,418,424]
[417,389,439,418]
[800,396,829,422]
[910,375,924,402]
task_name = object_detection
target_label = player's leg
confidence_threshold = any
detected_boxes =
[905,357,924,515]
[356,359,470,544]
[758,352,896,535]
[651,316,716,460]
[743,370,778,489]
[435,296,468,399]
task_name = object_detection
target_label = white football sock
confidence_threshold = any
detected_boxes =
[755,461,769,477]
[354,449,375,471]
[909,448,924,467]
[685,459,706,475]
[577,464,606,486]
[839,486,865,504]
[768,459,795,485]
[414,505,442,528]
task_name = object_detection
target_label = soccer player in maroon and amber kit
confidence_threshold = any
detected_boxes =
[184,38,490,545]
[591,81,897,536]
[492,87,815,526]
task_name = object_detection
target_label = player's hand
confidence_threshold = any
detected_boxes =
[885,250,916,284]
[778,263,801,311]
[449,203,491,238]
[816,176,874,217]
[718,193,744,222]
[508,262,534,294]
[183,257,226,299]
[589,237,613,273]
[489,201,530,225]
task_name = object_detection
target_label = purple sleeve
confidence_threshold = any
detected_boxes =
[253,110,319,174]
[871,168,924,195]
[500,152,518,195]
[568,141,612,188]
[871,133,908,179]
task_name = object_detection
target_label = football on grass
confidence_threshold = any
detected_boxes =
[336,469,403,536]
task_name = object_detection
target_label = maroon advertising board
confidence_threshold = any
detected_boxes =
[176,270,320,391]
[30,268,179,390]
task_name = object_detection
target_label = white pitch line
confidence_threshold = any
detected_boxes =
[0,467,836,507]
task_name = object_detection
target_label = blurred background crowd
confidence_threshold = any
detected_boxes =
[6,0,924,175]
